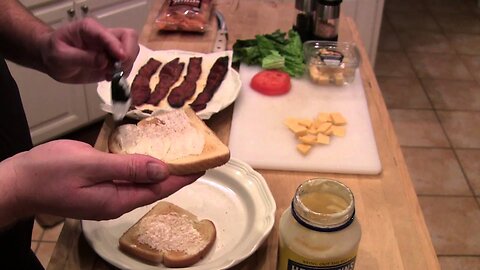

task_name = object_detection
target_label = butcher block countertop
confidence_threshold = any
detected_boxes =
[47,0,440,269]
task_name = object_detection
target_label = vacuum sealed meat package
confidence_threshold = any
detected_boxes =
[155,0,214,32]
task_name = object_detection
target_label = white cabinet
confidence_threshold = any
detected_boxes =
[9,0,150,145]
[342,0,385,64]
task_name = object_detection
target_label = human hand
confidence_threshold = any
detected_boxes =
[38,18,139,83]
[0,140,202,223]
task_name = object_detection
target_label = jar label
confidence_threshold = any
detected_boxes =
[278,244,357,270]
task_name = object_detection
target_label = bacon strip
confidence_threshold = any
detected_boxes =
[130,75,151,106]
[167,57,203,108]
[130,58,161,106]
[147,58,185,105]
[138,58,162,78]
[189,56,229,112]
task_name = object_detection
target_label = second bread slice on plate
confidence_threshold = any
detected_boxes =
[119,201,216,267]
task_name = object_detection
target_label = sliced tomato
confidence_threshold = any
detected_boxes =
[250,70,291,96]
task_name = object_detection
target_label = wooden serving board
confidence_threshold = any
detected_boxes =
[228,65,382,175]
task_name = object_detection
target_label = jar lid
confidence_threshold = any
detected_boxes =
[317,0,343,6]
[292,178,355,231]
[295,0,316,12]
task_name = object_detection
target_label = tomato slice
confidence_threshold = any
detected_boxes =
[250,70,291,96]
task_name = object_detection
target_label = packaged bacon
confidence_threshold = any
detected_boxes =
[155,0,214,33]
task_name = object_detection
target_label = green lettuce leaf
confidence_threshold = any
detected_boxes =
[233,29,305,77]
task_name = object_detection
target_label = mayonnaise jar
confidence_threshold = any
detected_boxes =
[277,178,361,270]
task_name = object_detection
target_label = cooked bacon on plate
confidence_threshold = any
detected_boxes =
[148,58,185,105]
[138,58,162,78]
[131,75,151,106]
[131,58,161,106]
[190,56,229,112]
[167,57,203,108]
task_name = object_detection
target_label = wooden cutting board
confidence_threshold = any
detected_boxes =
[228,65,382,175]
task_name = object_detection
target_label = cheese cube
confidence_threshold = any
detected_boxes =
[330,112,347,125]
[314,74,330,85]
[332,125,346,137]
[311,118,322,129]
[299,134,317,145]
[317,122,332,133]
[284,119,308,136]
[316,133,330,145]
[284,118,299,127]
[297,144,312,155]
[290,125,308,136]
[317,113,331,123]
[334,73,345,86]
[309,66,330,85]
[307,127,321,135]
[324,125,334,136]
[297,118,313,128]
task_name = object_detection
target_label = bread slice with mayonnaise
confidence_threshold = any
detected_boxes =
[108,107,230,175]
[119,201,216,267]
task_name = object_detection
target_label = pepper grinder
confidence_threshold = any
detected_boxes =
[314,0,342,41]
[294,0,316,42]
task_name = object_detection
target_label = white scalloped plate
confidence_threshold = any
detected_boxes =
[82,159,276,270]
[97,45,241,120]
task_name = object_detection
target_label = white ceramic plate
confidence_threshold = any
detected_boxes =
[97,45,242,120]
[82,159,276,270]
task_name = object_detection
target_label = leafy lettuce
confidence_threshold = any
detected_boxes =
[233,29,305,77]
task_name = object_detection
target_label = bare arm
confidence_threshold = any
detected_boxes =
[0,0,139,83]
[0,0,53,71]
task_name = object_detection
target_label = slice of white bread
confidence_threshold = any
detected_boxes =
[108,107,230,175]
[119,201,216,267]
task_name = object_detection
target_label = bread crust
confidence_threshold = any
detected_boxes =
[108,107,230,175]
[119,201,216,267]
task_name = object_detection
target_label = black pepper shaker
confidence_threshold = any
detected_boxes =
[314,0,342,41]
[294,0,316,42]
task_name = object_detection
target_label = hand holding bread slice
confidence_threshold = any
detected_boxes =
[108,107,230,175]
[119,201,216,267]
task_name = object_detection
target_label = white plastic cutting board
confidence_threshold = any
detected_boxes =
[228,65,382,175]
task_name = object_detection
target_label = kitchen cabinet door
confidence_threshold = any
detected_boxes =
[10,0,152,144]
[7,1,89,145]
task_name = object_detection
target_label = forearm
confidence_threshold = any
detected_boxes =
[0,0,53,71]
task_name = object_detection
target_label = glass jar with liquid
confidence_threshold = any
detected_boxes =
[277,178,361,270]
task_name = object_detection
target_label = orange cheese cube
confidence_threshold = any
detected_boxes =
[318,122,332,133]
[317,113,331,123]
[331,112,347,125]
[332,125,346,137]
[299,134,317,145]
[316,133,330,145]
[297,144,312,155]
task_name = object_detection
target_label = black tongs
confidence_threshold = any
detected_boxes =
[111,61,131,121]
